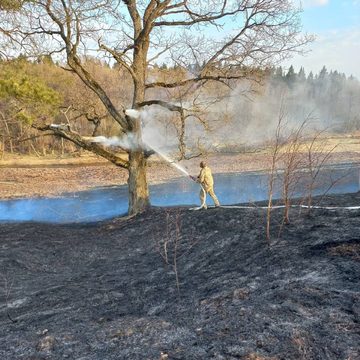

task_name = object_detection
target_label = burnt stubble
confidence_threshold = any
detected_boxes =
[0,193,359,359]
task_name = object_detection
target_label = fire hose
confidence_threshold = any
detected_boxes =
[189,175,207,210]
[188,175,360,211]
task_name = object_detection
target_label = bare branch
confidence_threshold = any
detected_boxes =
[31,123,129,168]
[145,72,255,89]
[138,99,185,112]
[98,40,136,78]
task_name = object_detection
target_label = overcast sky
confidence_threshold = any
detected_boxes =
[286,0,360,78]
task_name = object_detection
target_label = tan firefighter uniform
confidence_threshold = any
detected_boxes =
[198,165,220,208]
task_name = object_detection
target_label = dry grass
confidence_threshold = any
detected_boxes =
[291,330,312,359]
[0,134,359,199]
[244,353,278,360]
[0,152,108,166]
[328,244,360,261]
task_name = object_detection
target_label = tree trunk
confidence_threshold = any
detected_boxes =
[127,38,150,215]
[128,149,150,215]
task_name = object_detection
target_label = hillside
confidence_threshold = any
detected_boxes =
[0,193,359,359]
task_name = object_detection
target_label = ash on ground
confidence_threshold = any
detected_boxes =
[0,193,359,359]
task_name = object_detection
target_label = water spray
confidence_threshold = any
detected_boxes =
[145,143,190,177]
[92,108,206,208]
[142,142,207,209]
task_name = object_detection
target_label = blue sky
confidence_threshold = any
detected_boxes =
[286,0,360,78]
[301,0,360,31]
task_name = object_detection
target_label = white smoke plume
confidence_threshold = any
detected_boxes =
[87,108,174,152]
[90,133,138,150]
[124,109,141,119]
[93,71,360,158]
[91,108,190,175]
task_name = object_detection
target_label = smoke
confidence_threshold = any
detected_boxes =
[141,107,178,150]
[190,72,360,151]
[220,82,314,145]
[93,70,360,158]
[89,107,177,152]
[205,81,315,147]
[90,107,191,176]
[124,109,141,119]
[90,134,136,149]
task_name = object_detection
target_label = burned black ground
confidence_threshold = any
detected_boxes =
[0,193,359,360]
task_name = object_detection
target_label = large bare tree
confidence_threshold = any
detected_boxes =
[0,0,311,214]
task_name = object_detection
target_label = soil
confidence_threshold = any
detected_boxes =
[0,193,359,359]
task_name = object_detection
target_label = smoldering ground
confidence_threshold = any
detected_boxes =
[0,192,359,360]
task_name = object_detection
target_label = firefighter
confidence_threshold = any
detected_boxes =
[191,161,220,209]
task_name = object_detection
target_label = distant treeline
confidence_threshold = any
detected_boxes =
[0,56,359,157]
[267,65,360,131]
[213,64,360,148]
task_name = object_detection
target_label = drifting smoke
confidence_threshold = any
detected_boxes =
[124,109,141,119]
[92,69,360,161]
[92,108,190,176]
[136,108,190,176]
[90,133,137,149]
[90,108,172,152]
[189,71,360,150]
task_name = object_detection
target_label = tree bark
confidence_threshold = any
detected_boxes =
[126,34,151,215]
[126,105,150,214]
[128,149,150,215]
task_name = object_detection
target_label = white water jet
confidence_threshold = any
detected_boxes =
[92,109,192,178]
[146,143,190,177]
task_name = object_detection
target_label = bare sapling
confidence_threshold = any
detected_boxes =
[266,107,285,242]
[267,110,316,240]
[268,112,341,238]
[316,169,353,207]
[173,212,181,293]
[0,112,14,154]
[157,210,182,293]
[1,273,16,323]
[1,135,4,160]
[157,211,170,265]
[280,118,309,226]
[305,130,338,212]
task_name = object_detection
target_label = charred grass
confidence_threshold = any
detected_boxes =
[0,193,360,359]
